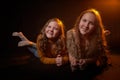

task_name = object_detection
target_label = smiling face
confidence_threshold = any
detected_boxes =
[79,12,96,36]
[45,21,60,39]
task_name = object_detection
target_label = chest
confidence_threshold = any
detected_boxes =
[45,43,58,57]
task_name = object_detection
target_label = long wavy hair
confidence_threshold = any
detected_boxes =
[37,18,66,56]
[73,8,109,61]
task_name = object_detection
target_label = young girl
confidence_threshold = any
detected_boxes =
[66,8,111,72]
[36,18,69,66]
[12,18,69,67]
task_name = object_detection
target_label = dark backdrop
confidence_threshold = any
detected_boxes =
[1,0,120,57]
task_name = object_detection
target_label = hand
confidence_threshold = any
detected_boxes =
[79,59,86,66]
[56,55,62,66]
[78,59,86,70]
[69,54,78,67]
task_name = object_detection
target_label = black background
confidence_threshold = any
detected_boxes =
[0,0,120,79]
[1,0,120,55]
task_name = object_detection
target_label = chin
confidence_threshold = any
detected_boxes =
[81,32,86,35]
[46,35,52,38]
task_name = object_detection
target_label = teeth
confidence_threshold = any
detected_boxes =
[48,32,53,35]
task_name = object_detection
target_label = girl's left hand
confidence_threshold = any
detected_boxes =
[79,59,86,66]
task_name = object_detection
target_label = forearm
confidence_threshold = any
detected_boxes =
[37,49,56,64]
[62,56,69,64]
[40,57,56,64]
[85,58,97,64]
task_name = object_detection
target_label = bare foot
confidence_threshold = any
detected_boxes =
[18,40,33,47]
[12,32,28,41]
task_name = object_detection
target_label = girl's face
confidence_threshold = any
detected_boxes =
[45,21,60,39]
[79,12,96,36]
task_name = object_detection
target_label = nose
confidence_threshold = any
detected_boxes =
[50,27,54,32]
[84,23,89,29]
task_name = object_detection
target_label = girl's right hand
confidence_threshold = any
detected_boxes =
[56,55,62,66]
[69,54,78,66]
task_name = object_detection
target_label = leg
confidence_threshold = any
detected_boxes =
[18,41,39,58]
[27,47,39,58]
[12,32,32,47]
[12,32,28,41]
[18,40,33,47]
[12,32,39,58]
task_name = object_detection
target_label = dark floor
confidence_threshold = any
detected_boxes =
[0,50,120,80]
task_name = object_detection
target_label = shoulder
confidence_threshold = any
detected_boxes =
[67,29,76,38]
[67,29,75,35]
[66,29,75,40]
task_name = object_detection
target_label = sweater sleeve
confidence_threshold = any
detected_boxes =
[66,30,79,59]
[62,51,69,64]
[36,35,56,64]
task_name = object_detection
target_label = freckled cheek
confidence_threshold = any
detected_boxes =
[79,22,85,28]
[45,28,48,33]
[78,24,81,29]
[54,31,60,37]
[79,25,84,31]
[89,26,95,32]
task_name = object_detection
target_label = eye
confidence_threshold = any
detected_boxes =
[82,19,87,22]
[48,26,51,28]
[89,22,94,26]
[54,27,59,31]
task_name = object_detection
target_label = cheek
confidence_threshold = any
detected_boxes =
[89,26,95,32]
[45,28,48,32]
[79,21,84,28]
[79,24,83,32]
[54,31,60,36]
[79,23,82,29]
[45,29,47,33]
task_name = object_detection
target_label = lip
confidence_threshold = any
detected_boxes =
[81,29,87,32]
[47,31,53,35]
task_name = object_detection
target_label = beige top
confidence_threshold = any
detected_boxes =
[66,29,109,67]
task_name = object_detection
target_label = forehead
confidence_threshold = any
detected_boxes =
[82,12,96,22]
[48,21,58,26]
[47,21,61,30]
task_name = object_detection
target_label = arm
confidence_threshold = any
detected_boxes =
[39,49,68,65]
[69,53,78,66]
[56,54,68,66]
[36,34,56,64]
[86,58,97,64]
[66,30,78,66]
[37,48,56,64]
[37,46,68,65]
[37,34,69,65]
[56,52,69,66]
[62,54,69,64]
[37,46,56,64]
